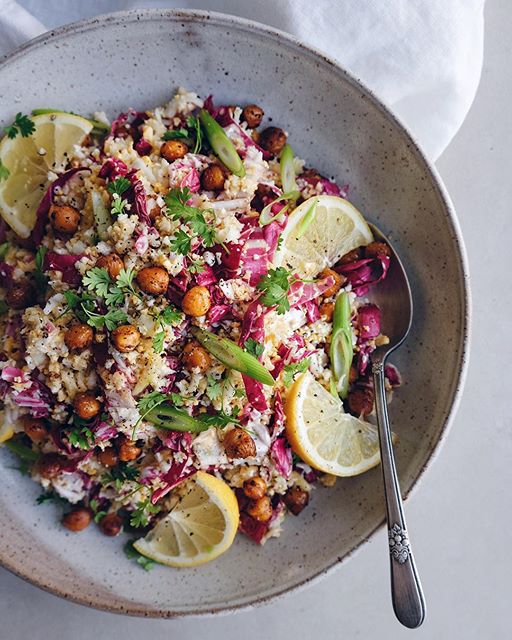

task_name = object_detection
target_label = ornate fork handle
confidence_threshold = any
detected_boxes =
[372,361,426,628]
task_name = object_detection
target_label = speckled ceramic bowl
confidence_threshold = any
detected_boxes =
[0,9,470,617]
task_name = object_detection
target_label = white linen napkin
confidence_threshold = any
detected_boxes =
[0,0,485,160]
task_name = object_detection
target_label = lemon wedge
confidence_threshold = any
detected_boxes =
[285,371,385,477]
[273,195,373,278]
[133,471,239,568]
[0,112,92,237]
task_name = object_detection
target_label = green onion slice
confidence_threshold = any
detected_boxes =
[259,191,300,226]
[91,190,112,240]
[280,144,298,195]
[198,109,245,177]
[145,405,210,433]
[191,328,274,385]
[330,292,354,399]
[296,198,318,238]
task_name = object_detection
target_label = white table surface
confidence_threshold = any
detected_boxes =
[1,1,510,638]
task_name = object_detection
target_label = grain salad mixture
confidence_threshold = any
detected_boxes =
[0,88,400,567]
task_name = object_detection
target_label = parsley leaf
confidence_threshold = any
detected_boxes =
[0,159,9,182]
[89,498,108,523]
[170,229,192,255]
[33,246,48,293]
[256,267,293,314]
[5,112,35,139]
[129,498,159,528]
[137,390,168,416]
[170,392,184,407]
[187,257,205,274]
[164,187,216,252]
[200,410,241,428]
[206,375,223,402]
[283,357,311,387]
[67,422,94,450]
[83,266,138,308]
[83,267,112,298]
[111,194,128,217]
[107,177,131,196]
[105,462,140,490]
[124,540,156,571]
[152,331,165,354]
[0,242,9,260]
[152,305,183,353]
[83,307,128,330]
[162,128,188,141]
[244,338,264,359]
[36,490,68,506]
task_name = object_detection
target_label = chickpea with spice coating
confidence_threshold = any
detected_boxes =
[136,266,169,296]
[118,439,142,462]
[98,447,118,468]
[38,453,65,479]
[6,279,35,310]
[99,512,123,537]
[73,393,101,420]
[96,254,124,279]
[338,247,361,265]
[284,486,309,516]
[319,268,346,298]
[365,241,391,258]
[243,476,267,500]
[242,104,264,128]
[201,165,226,191]
[62,507,92,532]
[64,323,93,350]
[182,341,212,373]
[182,285,211,317]
[347,388,374,417]
[319,301,334,322]
[259,127,287,156]
[223,427,256,459]
[22,416,47,443]
[111,325,141,353]
[49,204,80,234]
[247,495,273,522]
[160,140,188,162]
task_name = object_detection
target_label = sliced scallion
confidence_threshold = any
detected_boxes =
[191,328,274,385]
[296,198,318,238]
[259,190,300,226]
[198,109,245,177]
[330,292,353,399]
[91,190,112,240]
[145,405,210,433]
[280,144,298,195]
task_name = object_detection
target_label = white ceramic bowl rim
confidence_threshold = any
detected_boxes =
[0,8,471,617]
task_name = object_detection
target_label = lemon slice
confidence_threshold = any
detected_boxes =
[273,195,373,278]
[285,371,384,476]
[0,410,13,444]
[133,471,239,567]
[0,113,93,237]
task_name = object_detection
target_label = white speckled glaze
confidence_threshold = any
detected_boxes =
[0,9,470,617]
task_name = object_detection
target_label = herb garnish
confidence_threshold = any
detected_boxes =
[0,242,9,260]
[124,540,156,571]
[152,305,183,353]
[104,462,140,490]
[283,357,311,387]
[4,112,35,139]
[33,246,48,293]
[162,127,188,141]
[0,159,9,182]
[83,266,138,306]
[129,498,159,528]
[256,267,295,315]
[244,338,264,359]
[89,499,108,523]
[164,187,216,254]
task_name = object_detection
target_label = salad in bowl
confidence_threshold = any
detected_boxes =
[0,88,399,568]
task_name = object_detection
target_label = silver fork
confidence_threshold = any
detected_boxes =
[368,223,426,628]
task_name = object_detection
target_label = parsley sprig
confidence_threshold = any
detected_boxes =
[4,112,35,139]
[104,462,140,490]
[164,187,216,255]
[244,338,264,359]
[152,305,183,353]
[124,540,156,571]
[67,416,95,450]
[107,177,131,217]
[283,357,311,387]
[129,498,159,528]
[256,267,297,315]
[162,116,202,153]
[33,246,48,293]
[89,498,108,523]
[83,266,138,306]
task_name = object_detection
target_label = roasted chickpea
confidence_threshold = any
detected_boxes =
[111,325,141,353]
[242,104,264,128]
[182,341,212,373]
[96,254,124,279]
[259,127,287,156]
[347,388,374,417]
[201,165,226,191]
[38,453,64,479]
[73,393,101,420]
[365,241,391,259]
[283,486,310,516]
[182,285,211,317]
[22,416,47,443]
[6,279,35,310]
[136,266,169,296]
[243,476,267,500]
[338,247,361,265]
[49,204,80,234]
[99,512,123,537]
[223,427,256,459]
[246,496,273,522]
[62,507,92,532]
[98,447,118,468]
[118,439,142,462]
[64,323,93,351]
[319,268,346,298]
[319,301,334,322]
[160,140,188,162]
